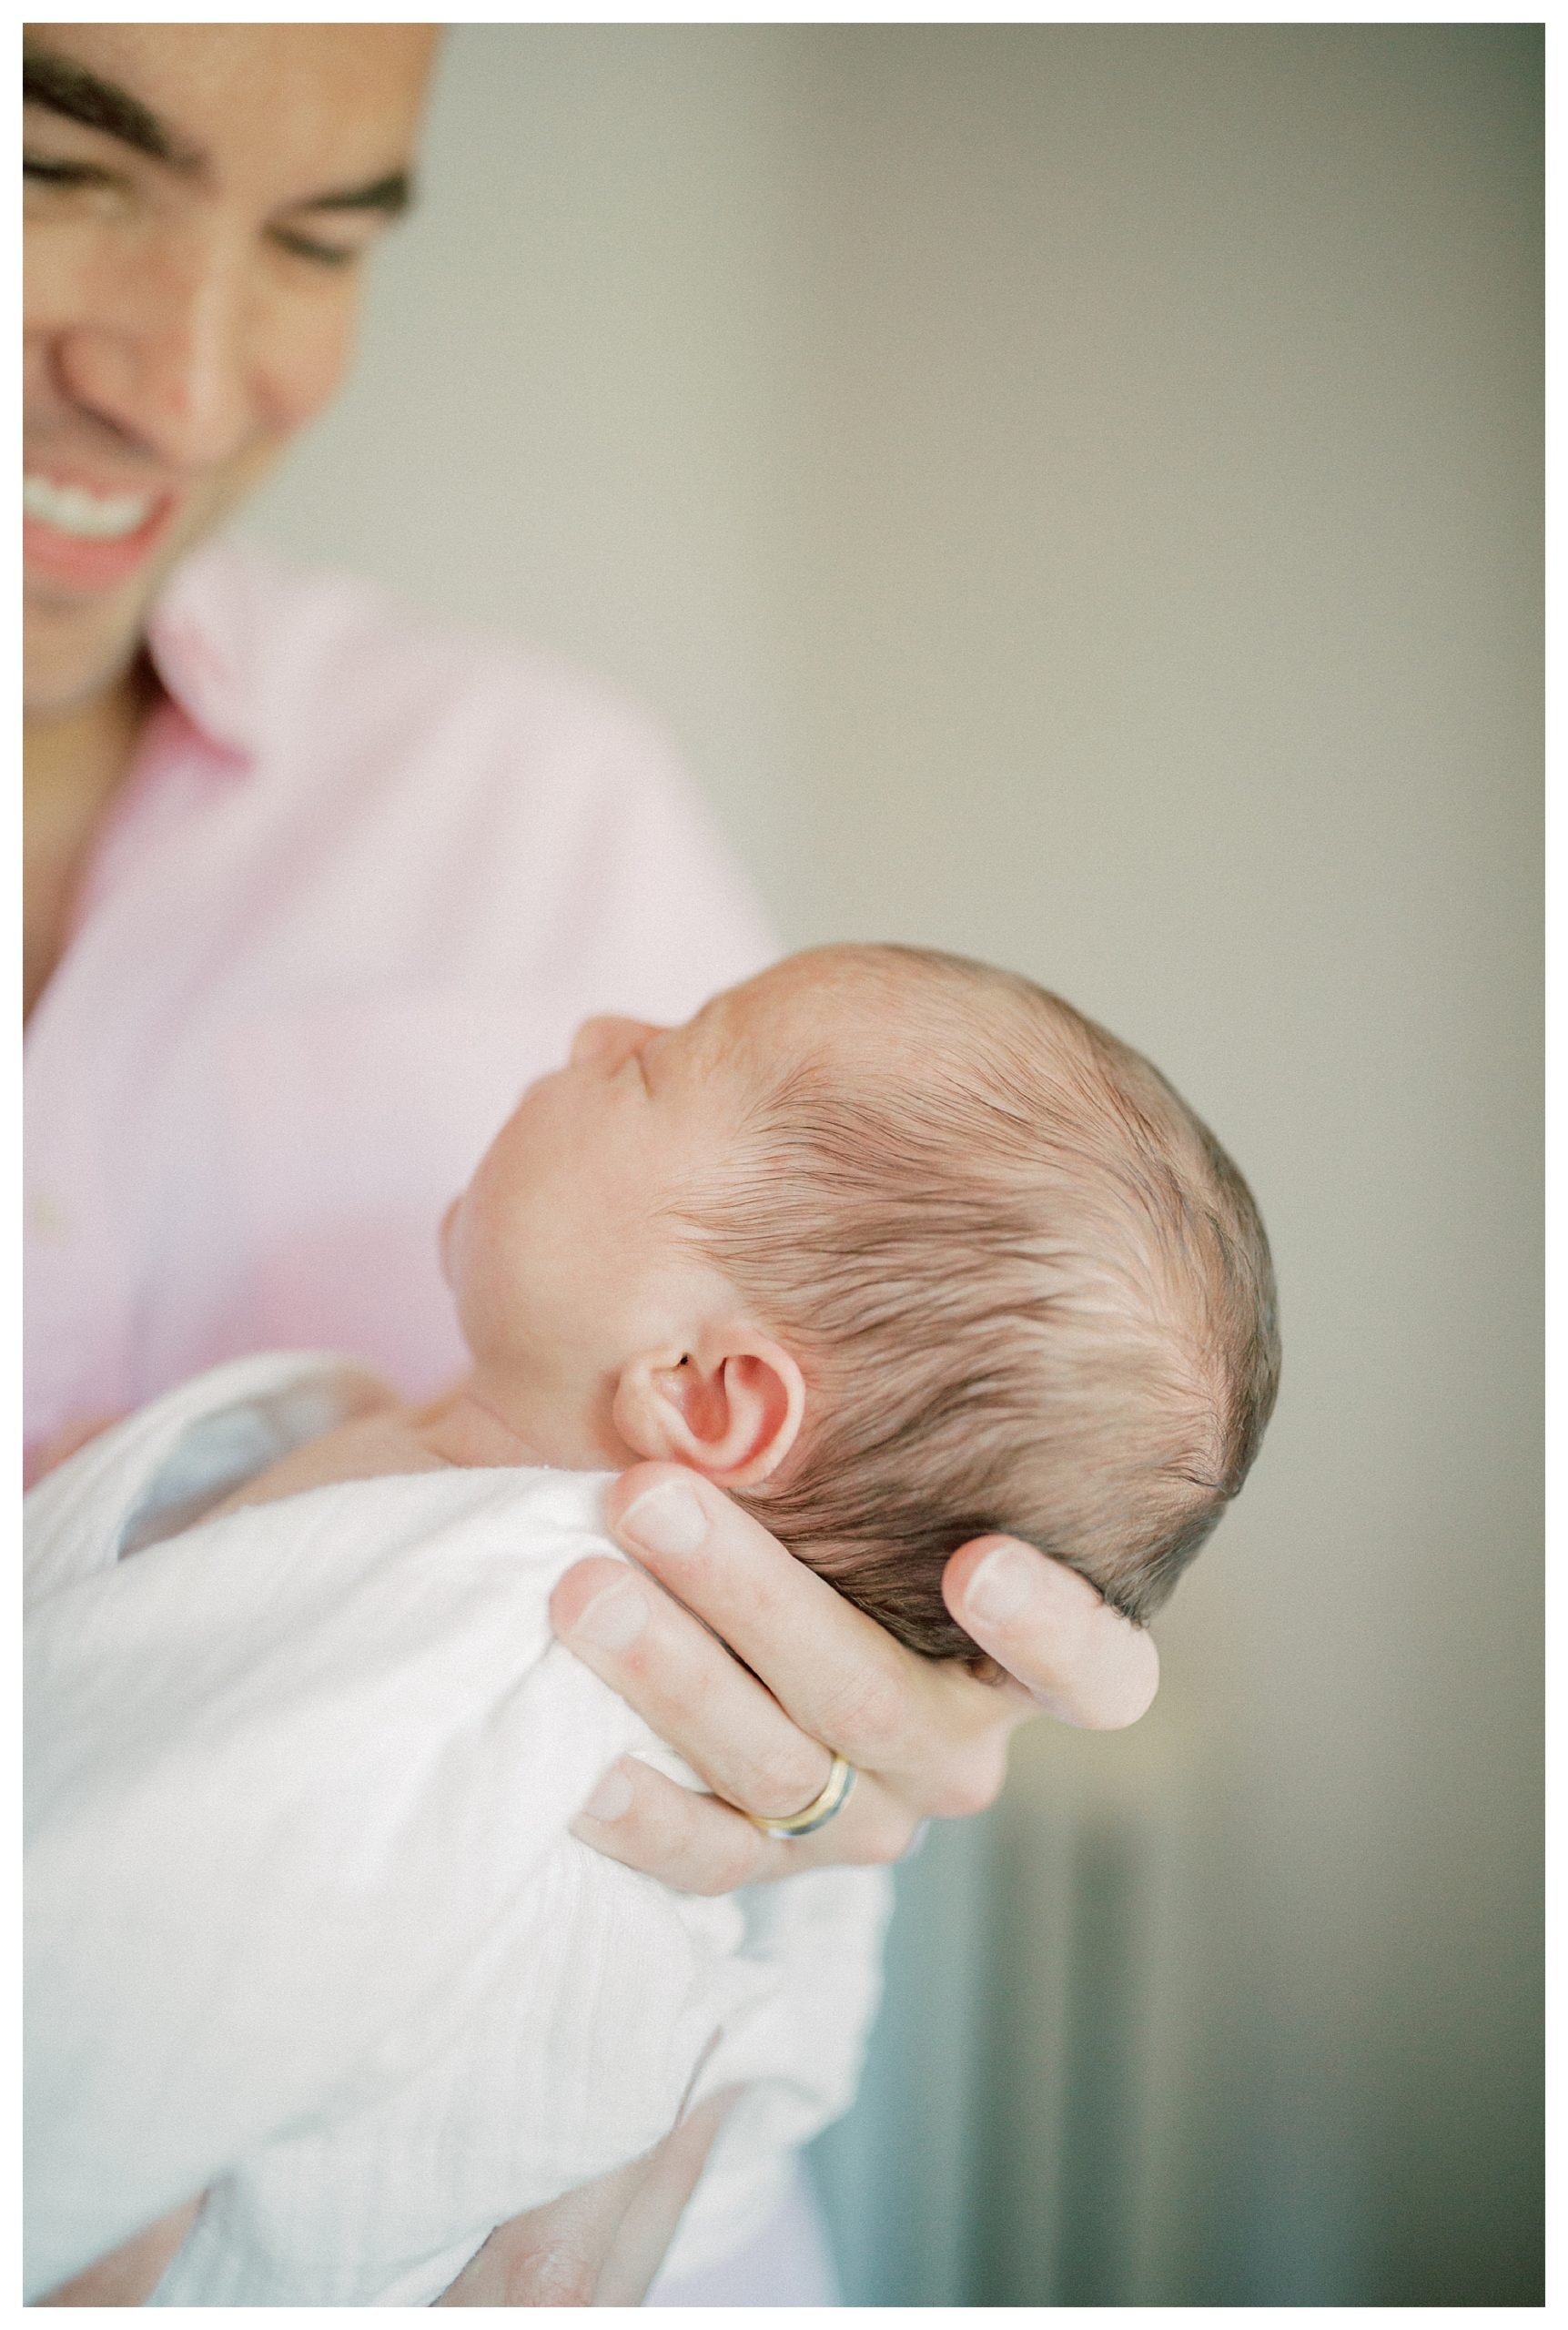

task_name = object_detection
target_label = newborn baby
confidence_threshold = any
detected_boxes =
[218,940,1279,1649]
[25,943,1278,2305]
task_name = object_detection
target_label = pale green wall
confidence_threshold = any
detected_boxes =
[246,25,1543,2305]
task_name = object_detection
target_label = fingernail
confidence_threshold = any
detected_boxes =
[619,1480,707,1558]
[581,1765,634,1823]
[964,1544,1034,1628]
[572,1576,649,1651]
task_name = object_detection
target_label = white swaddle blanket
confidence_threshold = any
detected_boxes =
[25,1353,890,2305]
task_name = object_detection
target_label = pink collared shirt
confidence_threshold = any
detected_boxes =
[25,542,779,1460]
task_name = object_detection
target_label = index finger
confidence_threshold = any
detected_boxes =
[943,1535,1159,1730]
[602,1466,1000,1776]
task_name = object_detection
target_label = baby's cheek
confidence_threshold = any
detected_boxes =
[437,1198,460,1285]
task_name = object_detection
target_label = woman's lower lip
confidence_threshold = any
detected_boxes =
[23,497,178,593]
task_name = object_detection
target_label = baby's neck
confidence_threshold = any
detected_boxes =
[412,1390,541,1470]
[412,1376,622,1474]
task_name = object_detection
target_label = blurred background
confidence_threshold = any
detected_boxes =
[244,24,1543,2306]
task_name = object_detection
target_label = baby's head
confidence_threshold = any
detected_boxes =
[443,945,1280,1657]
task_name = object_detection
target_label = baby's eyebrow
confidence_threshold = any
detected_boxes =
[680,996,728,1057]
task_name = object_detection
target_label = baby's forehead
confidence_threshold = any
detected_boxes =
[713,948,1171,1165]
[719,949,930,1066]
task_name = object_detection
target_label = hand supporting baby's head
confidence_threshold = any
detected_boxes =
[443,945,1280,1658]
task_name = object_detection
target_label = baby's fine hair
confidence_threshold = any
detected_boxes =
[678,945,1280,1660]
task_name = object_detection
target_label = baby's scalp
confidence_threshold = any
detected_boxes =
[672,944,1280,1659]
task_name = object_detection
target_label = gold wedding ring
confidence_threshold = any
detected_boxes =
[748,1752,857,1840]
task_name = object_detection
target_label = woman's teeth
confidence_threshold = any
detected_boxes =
[24,473,157,541]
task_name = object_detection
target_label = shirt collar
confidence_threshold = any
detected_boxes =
[144,539,258,764]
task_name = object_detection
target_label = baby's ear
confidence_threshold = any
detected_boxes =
[613,1327,804,1487]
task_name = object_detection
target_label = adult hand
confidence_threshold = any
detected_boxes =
[37,2092,741,2306]
[437,2084,740,2305]
[37,2198,204,2305]
[551,1465,1158,1892]
[25,1412,125,1489]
